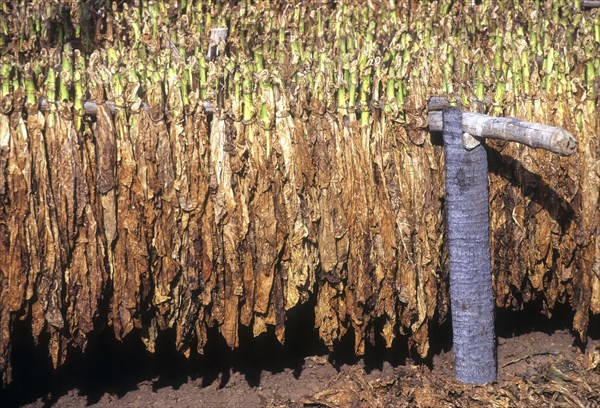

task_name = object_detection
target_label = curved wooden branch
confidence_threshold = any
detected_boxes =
[428,110,578,156]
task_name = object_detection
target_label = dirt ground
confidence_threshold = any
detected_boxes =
[1,310,599,408]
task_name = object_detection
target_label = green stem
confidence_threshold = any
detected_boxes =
[25,69,36,105]
[59,43,73,102]
[348,63,357,112]
[199,54,207,100]
[359,55,371,126]
[259,78,273,159]
[0,62,10,97]
[242,70,253,122]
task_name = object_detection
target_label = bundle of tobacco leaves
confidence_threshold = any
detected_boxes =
[0,0,598,385]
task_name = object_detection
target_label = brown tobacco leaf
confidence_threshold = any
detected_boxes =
[145,108,180,333]
[195,195,218,354]
[313,113,349,350]
[110,107,148,340]
[369,119,401,348]
[275,94,318,311]
[372,115,447,356]
[0,101,9,200]
[249,125,286,341]
[60,106,105,348]
[209,113,242,347]
[573,105,600,338]
[95,105,117,196]
[251,167,278,316]
[341,117,376,355]
[94,103,118,314]
[5,96,30,316]
[172,103,212,352]
[50,105,82,262]
[34,105,65,335]
[0,98,19,384]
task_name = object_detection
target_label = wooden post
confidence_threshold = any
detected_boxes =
[429,96,577,384]
[442,104,497,384]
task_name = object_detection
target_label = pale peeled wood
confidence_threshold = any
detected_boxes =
[582,1,600,7]
[428,110,577,156]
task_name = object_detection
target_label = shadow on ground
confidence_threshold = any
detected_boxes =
[0,295,596,408]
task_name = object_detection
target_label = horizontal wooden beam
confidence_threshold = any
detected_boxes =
[428,110,577,156]
[37,96,577,157]
[38,98,118,115]
[582,0,600,7]
[38,99,216,116]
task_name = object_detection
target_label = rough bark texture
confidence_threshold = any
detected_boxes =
[443,107,497,384]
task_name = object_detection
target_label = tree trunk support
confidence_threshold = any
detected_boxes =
[429,96,576,384]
